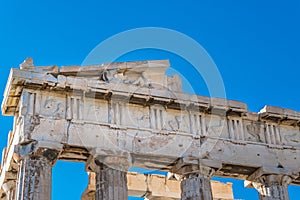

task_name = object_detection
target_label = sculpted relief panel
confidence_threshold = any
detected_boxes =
[280,125,300,147]
[206,115,228,138]
[243,121,264,143]
[165,109,189,133]
[18,90,67,142]
[39,93,66,118]
[21,90,66,119]
[83,98,108,124]
[125,104,150,129]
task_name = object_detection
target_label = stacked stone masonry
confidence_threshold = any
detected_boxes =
[0,58,299,199]
[81,172,234,200]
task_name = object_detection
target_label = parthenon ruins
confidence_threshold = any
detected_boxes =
[0,58,299,199]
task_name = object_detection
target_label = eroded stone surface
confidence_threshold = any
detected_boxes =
[0,58,300,199]
[16,155,52,200]
[252,175,292,200]
[81,172,234,200]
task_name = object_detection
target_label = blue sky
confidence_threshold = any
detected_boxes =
[0,1,300,199]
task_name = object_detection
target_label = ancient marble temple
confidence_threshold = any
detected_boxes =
[0,58,299,200]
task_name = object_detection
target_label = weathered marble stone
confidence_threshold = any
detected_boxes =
[94,164,128,200]
[179,166,215,200]
[15,155,52,200]
[0,59,300,200]
[253,175,292,200]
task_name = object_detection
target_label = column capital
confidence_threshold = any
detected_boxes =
[172,157,216,178]
[252,174,293,190]
[13,141,61,165]
[86,149,130,200]
[179,165,215,179]
[250,174,294,200]
[86,149,132,172]
[178,160,215,200]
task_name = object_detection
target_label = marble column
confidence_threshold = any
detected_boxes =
[180,165,215,200]
[15,148,58,200]
[94,162,127,200]
[86,152,131,200]
[253,175,292,200]
[2,181,16,200]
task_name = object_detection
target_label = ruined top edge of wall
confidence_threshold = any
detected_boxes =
[19,57,170,75]
[3,57,300,122]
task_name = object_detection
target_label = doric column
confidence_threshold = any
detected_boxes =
[86,150,131,200]
[252,175,292,200]
[14,144,59,200]
[179,165,215,200]
[94,162,127,200]
[172,158,220,200]
[2,181,16,200]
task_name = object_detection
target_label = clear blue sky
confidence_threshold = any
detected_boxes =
[0,1,300,199]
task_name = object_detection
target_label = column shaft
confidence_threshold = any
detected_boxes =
[95,163,128,200]
[15,156,52,200]
[254,175,291,200]
[181,174,213,200]
[258,184,289,200]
